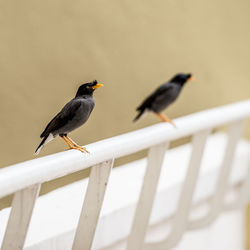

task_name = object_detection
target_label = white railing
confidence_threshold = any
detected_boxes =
[0,100,250,250]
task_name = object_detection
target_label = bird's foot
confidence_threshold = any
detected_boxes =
[166,119,177,128]
[76,146,89,153]
[156,113,177,128]
[61,136,89,153]
[67,145,89,153]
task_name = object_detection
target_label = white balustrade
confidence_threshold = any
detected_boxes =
[1,185,41,250]
[0,100,249,250]
[72,160,114,250]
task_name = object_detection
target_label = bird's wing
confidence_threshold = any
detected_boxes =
[137,83,173,111]
[40,100,82,138]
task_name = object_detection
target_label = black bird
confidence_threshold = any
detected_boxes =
[35,80,103,155]
[133,73,193,127]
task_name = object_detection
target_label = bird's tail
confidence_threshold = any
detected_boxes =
[34,133,54,155]
[133,108,146,122]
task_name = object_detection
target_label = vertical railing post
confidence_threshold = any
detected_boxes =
[127,142,169,250]
[225,159,250,210]
[145,129,210,250]
[1,184,41,250]
[72,159,114,250]
[188,120,245,229]
[236,166,250,207]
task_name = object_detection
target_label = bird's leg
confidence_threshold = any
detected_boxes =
[64,136,81,147]
[155,113,177,128]
[60,136,89,153]
[61,136,73,149]
[65,136,89,153]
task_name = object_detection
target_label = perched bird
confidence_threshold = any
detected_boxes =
[35,80,103,155]
[133,73,193,127]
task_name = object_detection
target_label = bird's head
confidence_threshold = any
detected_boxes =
[76,80,103,97]
[170,73,194,85]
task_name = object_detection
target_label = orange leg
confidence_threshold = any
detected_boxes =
[155,113,176,128]
[65,136,89,153]
[60,136,89,153]
[61,136,73,148]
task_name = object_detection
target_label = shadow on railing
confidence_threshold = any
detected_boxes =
[0,100,250,250]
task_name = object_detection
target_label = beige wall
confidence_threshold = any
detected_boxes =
[0,1,249,173]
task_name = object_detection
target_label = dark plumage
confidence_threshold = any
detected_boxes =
[35,80,103,155]
[134,73,193,126]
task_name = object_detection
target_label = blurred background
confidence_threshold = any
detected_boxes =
[0,0,250,247]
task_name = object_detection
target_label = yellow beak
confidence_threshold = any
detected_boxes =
[92,83,104,89]
[189,77,194,81]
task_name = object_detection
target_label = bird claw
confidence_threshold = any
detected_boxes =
[167,120,177,128]
[155,113,177,128]
[78,146,90,153]
[67,146,89,154]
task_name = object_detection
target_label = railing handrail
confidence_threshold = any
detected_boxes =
[0,100,249,198]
